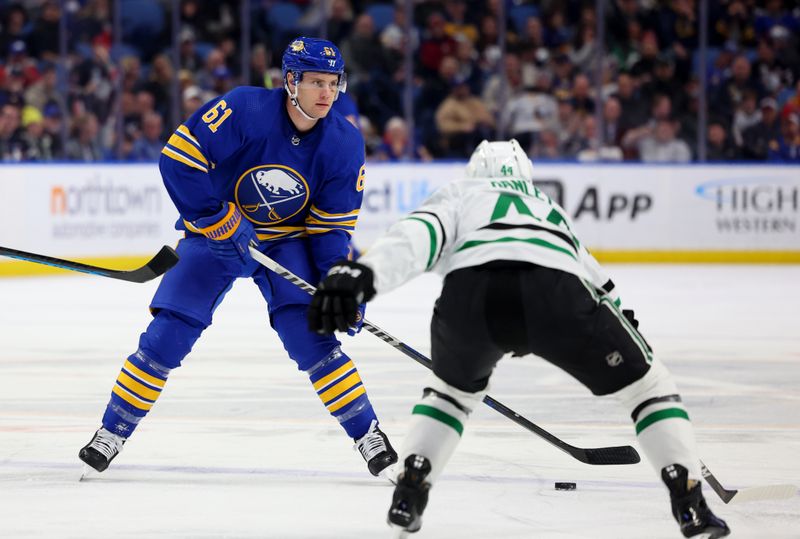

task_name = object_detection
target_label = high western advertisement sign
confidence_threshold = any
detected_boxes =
[358,163,799,262]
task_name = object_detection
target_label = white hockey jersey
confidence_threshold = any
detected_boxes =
[360,176,618,301]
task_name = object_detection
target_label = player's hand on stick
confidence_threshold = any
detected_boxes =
[191,202,258,267]
[308,260,376,334]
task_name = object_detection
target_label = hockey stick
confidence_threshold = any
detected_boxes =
[0,245,179,283]
[248,246,641,466]
[700,460,797,504]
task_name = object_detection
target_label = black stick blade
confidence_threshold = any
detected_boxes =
[0,245,179,283]
[577,445,642,465]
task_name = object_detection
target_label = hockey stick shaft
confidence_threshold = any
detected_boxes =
[249,246,640,466]
[0,245,179,283]
[700,460,797,504]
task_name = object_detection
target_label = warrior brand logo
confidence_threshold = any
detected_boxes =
[235,165,310,225]
[329,265,362,278]
[695,177,798,234]
[606,351,624,367]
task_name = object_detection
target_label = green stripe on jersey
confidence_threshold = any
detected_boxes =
[406,217,438,269]
[456,236,577,260]
[412,404,464,436]
[635,408,689,434]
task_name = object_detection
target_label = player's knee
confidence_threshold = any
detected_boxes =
[271,304,341,370]
[138,309,206,369]
[611,360,679,410]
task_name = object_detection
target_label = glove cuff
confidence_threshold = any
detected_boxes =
[185,202,242,240]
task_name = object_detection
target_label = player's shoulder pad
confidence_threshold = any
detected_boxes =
[323,108,364,157]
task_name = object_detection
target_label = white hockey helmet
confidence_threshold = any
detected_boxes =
[465,139,534,181]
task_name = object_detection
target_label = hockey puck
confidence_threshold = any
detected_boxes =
[554,482,576,491]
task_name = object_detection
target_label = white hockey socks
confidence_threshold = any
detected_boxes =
[399,374,485,484]
[612,359,701,479]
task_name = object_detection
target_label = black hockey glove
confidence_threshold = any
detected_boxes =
[622,309,639,329]
[308,260,376,334]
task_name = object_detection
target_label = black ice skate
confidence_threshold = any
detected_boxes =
[79,428,126,473]
[662,464,731,538]
[354,419,398,477]
[387,454,432,534]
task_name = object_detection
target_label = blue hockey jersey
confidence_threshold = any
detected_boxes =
[158,87,366,273]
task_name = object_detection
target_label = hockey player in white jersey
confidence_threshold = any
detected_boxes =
[307,140,730,538]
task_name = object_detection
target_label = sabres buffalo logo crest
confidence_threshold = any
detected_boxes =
[290,40,306,53]
[235,165,310,225]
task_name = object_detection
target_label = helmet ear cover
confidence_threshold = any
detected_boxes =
[465,139,534,180]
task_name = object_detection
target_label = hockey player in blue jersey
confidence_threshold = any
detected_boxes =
[79,37,398,478]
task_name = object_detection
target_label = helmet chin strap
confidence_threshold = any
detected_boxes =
[285,80,320,121]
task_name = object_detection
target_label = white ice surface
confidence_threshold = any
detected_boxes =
[1,264,798,538]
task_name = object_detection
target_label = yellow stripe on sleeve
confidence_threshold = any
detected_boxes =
[309,205,360,219]
[327,385,367,413]
[112,385,154,411]
[123,360,166,388]
[312,361,355,391]
[177,125,201,146]
[319,372,362,403]
[161,146,208,173]
[305,216,358,227]
[117,371,162,401]
[167,134,208,165]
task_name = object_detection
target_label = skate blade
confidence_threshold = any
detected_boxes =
[79,464,95,481]
[389,523,411,538]
[379,463,398,485]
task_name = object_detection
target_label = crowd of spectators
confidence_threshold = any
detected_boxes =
[1,0,799,163]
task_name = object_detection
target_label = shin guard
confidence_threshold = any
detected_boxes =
[400,374,485,483]
[307,346,376,439]
[612,360,701,479]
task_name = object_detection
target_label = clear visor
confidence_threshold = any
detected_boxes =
[294,72,348,95]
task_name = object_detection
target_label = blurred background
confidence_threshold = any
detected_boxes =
[0,0,798,164]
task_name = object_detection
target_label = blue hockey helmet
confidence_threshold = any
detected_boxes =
[281,37,347,91]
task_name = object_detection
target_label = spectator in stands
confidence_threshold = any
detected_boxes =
[530,128,562,159]
[129,111,164,162]
[41,101,64,156]
[419,11,458,76]
[196,48,228,92]
[499,72,558,152]
[4,40,40,89]
[64,112,104,161]
[483,53,525,118]
[341,14,383,85]
[767,112,800,162]
[442,0,478,44]
[612,72,647,132]
[72,0,113,49]
[601,96,625,148]
[0,6,29,61]
[178,28,203,73]
[372,116,432,162]
[21,105,58,161]
[182,86,205,119]
[741,97,781,160]
[326,0,355,47]
[732,90,762,147]
[569,73,596,117]
[0,103,28,161]
[27,1,61,61]
[554,93,581,149]
[625,118,692,163]
[248,44,271,87]
[70,41,115,122]
[712,55,757,118]
[23,62,59,112]
[435,76,494,157]
[0,66,27,108]
[706,121,739,161]
[381,5,419,54]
